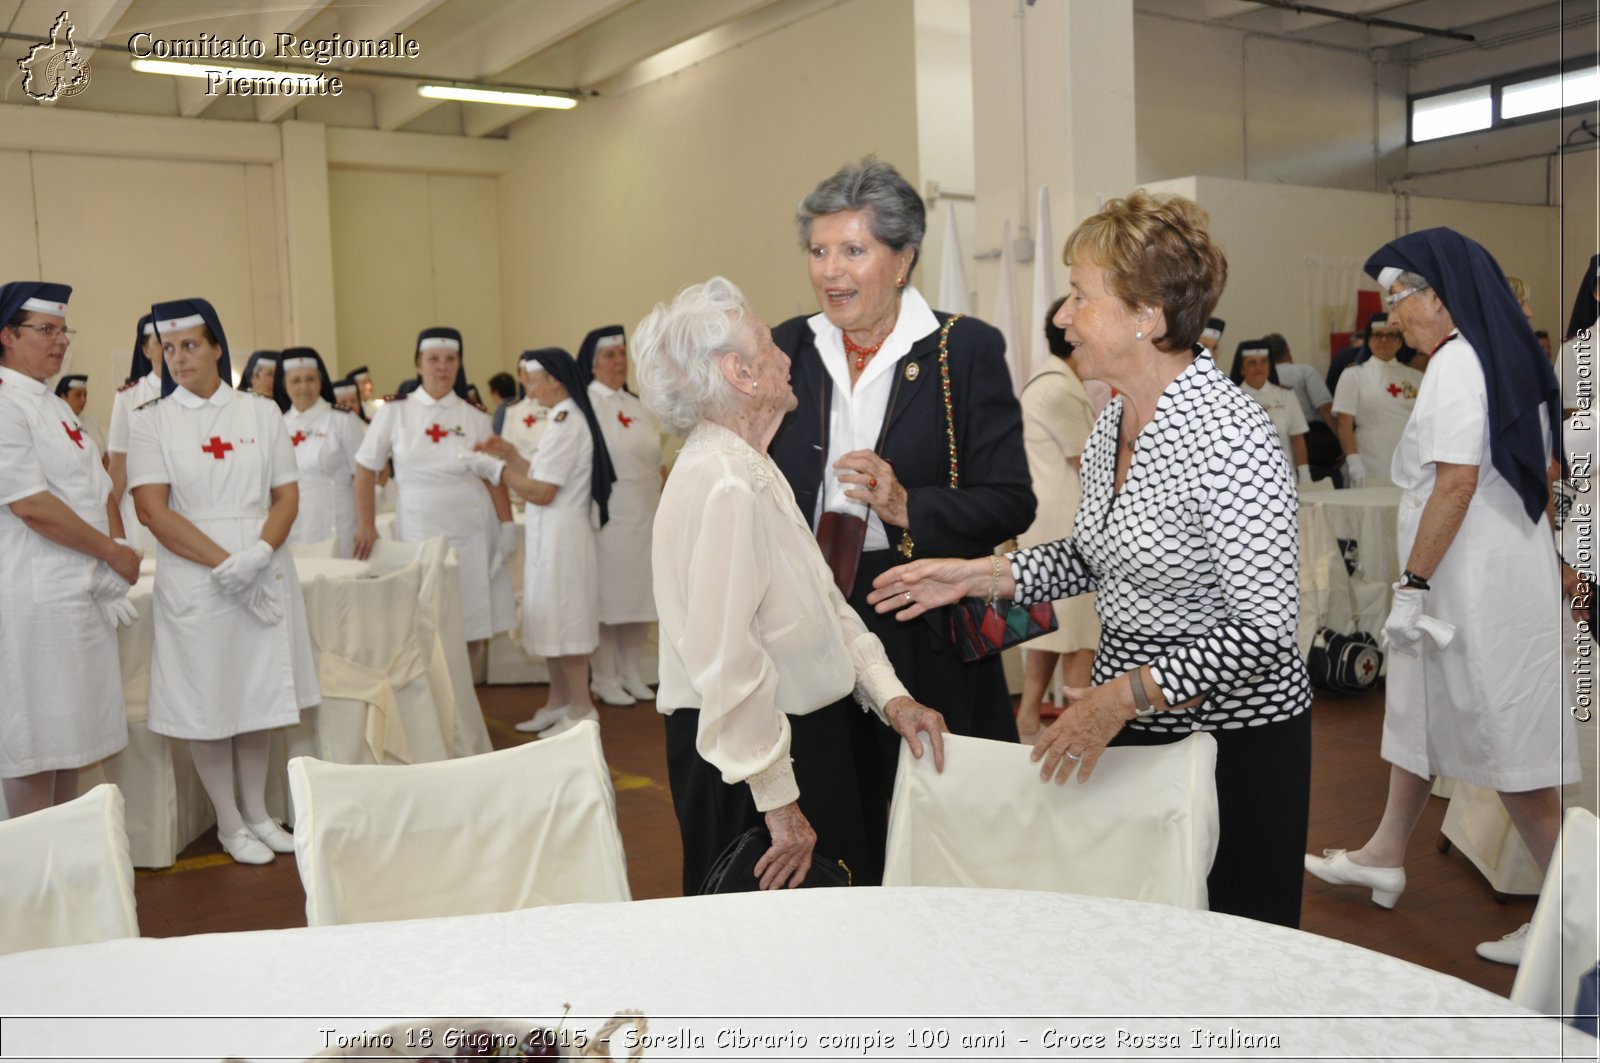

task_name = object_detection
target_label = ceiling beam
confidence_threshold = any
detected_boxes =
[460,0,782,138]
[371,0,632,132]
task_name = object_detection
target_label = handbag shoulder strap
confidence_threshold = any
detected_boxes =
[938,313,963,488]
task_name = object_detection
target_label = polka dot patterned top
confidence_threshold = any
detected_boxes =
[1007,348,1311,733]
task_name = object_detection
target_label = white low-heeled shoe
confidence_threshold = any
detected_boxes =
[1475,923,1529,965]
[545,708,599,736]
[515,704,569,734]
[620,677,655,702]
[247,818,296,854]
[1304,848,1406,908]
[218,827,274,865]
[591,680,636,707]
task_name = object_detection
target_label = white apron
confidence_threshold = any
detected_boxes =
[354,389,513,641]
[108,373,161,553]
[283,399,365,557]
[588,381,660,624]
[1382,336,1578,790]
[521,399,599,657]
[0,365,127,776]
[125,386,320,740]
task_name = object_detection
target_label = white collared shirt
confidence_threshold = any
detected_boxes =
[0,363,111,519]
[807,285,940,550]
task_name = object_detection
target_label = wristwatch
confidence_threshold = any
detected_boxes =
[1400,569,1431,591]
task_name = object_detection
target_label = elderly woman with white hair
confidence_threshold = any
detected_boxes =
[634,276,948,893]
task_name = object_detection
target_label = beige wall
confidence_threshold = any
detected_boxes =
[1145,175,1563,373]
[328,169,505,395]
[496,0,920,357]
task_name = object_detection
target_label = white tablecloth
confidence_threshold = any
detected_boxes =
[66,552,484,868]
[0,887,1583,1061]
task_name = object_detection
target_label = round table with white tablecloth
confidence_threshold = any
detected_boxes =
[0,887,1584,1061]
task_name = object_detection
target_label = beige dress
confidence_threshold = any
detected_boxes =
[1016,358,1101,653]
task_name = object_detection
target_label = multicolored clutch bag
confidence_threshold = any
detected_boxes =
[949,598,1059,663]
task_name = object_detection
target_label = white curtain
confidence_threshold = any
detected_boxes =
[1304,255,1377,361]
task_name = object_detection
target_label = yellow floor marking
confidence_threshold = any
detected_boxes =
[135,852,235,877]
[610,770,656,792]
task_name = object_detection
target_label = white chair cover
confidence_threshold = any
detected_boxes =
[883,732,1220,909]
[1441,781,1544,895]
[287,720,630,927]
[288,538,337,559]
[361,537,423,576]
[301,560,446,765]
[415,536,492,757]
[1512,807,1600,1018]
[0,784,139,954]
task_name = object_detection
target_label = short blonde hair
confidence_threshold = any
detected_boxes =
[1062,190,1227,354]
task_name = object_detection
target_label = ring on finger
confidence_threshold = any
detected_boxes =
[1064,751,1082,762]
[903,591,913,603]
[868,476,878,490]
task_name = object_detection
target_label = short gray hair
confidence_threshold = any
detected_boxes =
[795,157,926,274]
[1395,270,1429,292]
[633,276,754,435]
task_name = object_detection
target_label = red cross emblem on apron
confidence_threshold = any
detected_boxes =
[617,410,634,428]
[201,436,233,460]
[523,414,537,428]
[291,430,308,447]
[425,424,449,443]
[62,422,84,448]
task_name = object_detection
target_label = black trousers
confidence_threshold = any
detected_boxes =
[1111,710,1313,928]
[664,699,883,894]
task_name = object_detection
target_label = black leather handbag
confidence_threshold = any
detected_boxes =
[697,827,853,895]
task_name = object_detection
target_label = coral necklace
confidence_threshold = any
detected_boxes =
[843,333,886,371]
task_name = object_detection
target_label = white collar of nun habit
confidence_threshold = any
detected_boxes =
[412,388,457,409]
[173,384,235,409]
[0,364,48,395]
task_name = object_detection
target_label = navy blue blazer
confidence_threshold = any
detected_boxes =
[769,311,1036,561]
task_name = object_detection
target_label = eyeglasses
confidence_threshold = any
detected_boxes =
[10,323,76,339]
[1383,285,1429,310]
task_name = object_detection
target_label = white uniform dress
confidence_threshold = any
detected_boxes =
[500,395,549,462]
[0,365,128,776]
[521,399,599,657]
[1016,359,1100,653]
[587,380,660,624]
[1384,335,1578,790]
[108,373,161,552]
[354,388,514,642]
[283,399,366,557]
[1331,355,1424,486]
[77,411,106,457]
[1241,380,1310,467]
[126,384,320,740]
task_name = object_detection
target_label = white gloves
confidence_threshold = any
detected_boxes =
[1344,453,1367,489]
[490,520,520,576]
[238,580,284,626]
[459,449,506,485]
[1382,586,1456,657]
[212,540,274,595]
[1297,464,1312,487]
[89,544,139,629]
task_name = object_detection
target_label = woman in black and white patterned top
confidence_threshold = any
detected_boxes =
[870,191,1312,928]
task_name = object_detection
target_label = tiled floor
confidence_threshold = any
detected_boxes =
[132,681,1530,999]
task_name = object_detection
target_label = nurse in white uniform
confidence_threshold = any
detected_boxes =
[579,325,662,706]
[1331,312,1424,487]
[238,350,279,399]
[1230,340,1315,489]
[353,327,516,648]
[54,374,107,458]
[1305,231,1578,963]
[107,314,163,553]
[473,347,615,736]
[127,298,320,865]
[0,281,139,818]
[274,347,366,556]
[500,351,550,462]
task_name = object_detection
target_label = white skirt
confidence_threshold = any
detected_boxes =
[521,505,599,658]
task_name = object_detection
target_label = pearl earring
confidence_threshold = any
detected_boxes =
[1135,330,1144,340]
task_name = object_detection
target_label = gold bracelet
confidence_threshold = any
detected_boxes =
[986,553,1003,608]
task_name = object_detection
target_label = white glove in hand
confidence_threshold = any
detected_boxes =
[458,449,506,485]
[1383,585,1426,655]
[238,580,283,626]
[1344,453,1367,489]
[88,560,132,601]
[98,595,139,629]
[212,540,274,595]
[1297,464,1312,487]
[497,521,520,563]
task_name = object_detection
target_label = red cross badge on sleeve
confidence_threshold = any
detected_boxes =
[425,423,448,443]
[291,430,308,447]
[201,436,233,460]
[62,422,84,448]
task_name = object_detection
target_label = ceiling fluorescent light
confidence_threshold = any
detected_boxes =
[131,58,313,85]
[417,84,576,109]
